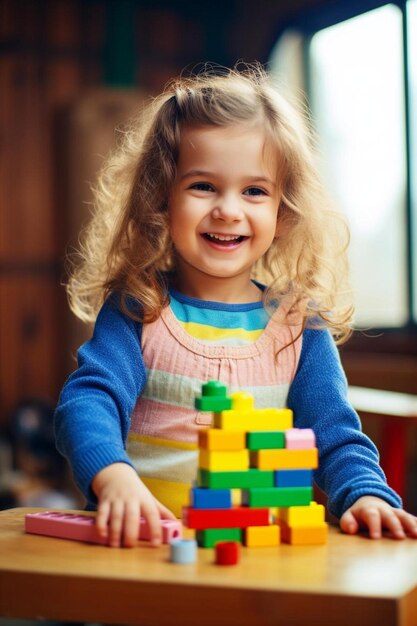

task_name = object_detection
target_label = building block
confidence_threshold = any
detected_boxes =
[274,469,313,488]
[214,408,293,431]
[230,391,254,410]
[195,380,232,412]
[250,448,318,470]
[196,527,242,548]
[242,486,313,508]
[231,488,242,506]
[246,431,285,450]
[198,429,246,451]
[191,487,232,510]
[243,525,281,547]
[215,541,240,565]
[183,506,270,529]
[278,520,328,545]
[199,449,249,471]
[169,539,197,564]
[285,428,316,449]
[198,468,274,489]
[24,511,182,545]
[277,502,325,527]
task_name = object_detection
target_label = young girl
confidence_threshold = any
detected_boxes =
[55,64,417,548]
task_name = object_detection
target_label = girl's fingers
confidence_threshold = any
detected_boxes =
[339,509,359,535]
[122,501,141,547]
[96,500,111,538]
[379,508,405,539]
[108,500,124,547]
[361,507,383,539]
[156,501,177,521]
[392,509,417,538]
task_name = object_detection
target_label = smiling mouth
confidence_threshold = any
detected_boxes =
[203,233,248,245]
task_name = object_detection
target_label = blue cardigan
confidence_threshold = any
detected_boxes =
[55,298,402,517]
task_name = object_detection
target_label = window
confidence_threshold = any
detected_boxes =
[270,1,416,333]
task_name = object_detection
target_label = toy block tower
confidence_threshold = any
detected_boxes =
[183,380,328,547]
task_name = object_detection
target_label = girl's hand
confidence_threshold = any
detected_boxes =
[340,495,417,539]
[91,462,176,548]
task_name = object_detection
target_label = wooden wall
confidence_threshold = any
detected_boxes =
[1,0,416,430]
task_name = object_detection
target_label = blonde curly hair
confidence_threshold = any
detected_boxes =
[67,63,354,343]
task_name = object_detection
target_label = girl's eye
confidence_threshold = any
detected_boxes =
[244,187,267,197]
[189,182,214,192]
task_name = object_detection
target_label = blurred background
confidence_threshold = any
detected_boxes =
[0,0,416,513]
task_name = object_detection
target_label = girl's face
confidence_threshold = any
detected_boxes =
[168,124,280,301]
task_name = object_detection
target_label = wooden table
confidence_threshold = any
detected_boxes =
[1,509,417,626]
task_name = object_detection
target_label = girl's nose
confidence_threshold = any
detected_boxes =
[211,193,243,222]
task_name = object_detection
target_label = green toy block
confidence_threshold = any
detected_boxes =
[201,380,228,397]
[195,396,232,411]
[198,468,274,489]
[246,431,285,450]
[242,486,313,508]
[196,528,242,548]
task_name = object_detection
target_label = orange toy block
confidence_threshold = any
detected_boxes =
[279,520,328,545]
[198,429,246,451]
[251,448,318,470]
[244,525,281,547]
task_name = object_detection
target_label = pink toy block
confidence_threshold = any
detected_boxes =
[25,511,182,545]
[285,428,316,449]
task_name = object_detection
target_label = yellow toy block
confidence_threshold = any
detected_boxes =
[278,502,325,527]
[231,488,242,506]
[214,408,293,431]
[250,448,318,470]
[279,521,328,545]
[230,391,254,410]
[244,525,281,547]
[198,429,246,451]
[199,449,249,471]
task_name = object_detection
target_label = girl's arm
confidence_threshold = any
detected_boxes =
[287,328,417,538]
[54,298,175,546]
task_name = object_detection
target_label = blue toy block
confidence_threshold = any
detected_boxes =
[191,487,232,510]
[169,539,197,564]
[274,469,313,488]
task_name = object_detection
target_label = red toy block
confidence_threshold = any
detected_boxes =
[25,511,182,545]
[215,541,240,565]
[183,506,270,529]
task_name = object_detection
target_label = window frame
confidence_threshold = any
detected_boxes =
[270,0,417,357]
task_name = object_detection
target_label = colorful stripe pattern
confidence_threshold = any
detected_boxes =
[127,294,303,516]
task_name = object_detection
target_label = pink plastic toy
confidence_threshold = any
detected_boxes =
[24,511,182,545]
[285,428,316,450]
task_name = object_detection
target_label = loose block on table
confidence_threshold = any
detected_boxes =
[25,511,182,545]
[278,520,328,545]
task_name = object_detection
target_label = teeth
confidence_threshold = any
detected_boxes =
[206,233,240,241]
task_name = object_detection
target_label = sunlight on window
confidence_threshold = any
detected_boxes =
[408,0,417,322]
[309,5,408,328]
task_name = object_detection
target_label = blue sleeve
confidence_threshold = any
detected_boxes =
[54,298,147,507]
[287,328,402,518]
